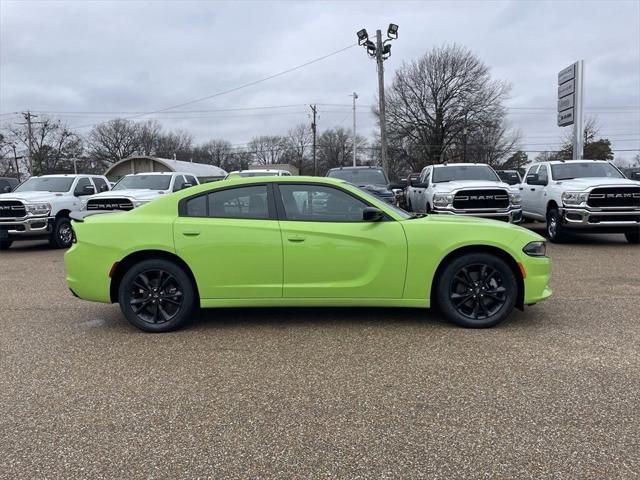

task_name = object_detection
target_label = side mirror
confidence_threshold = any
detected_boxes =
[388,183,404,190]
[99,184,109,192]
[363,207,384,222]
[526,174,546,186]
[182,183,194,190]
[76,184,96,196]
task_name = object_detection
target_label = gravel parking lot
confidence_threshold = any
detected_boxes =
[1,228,639,479]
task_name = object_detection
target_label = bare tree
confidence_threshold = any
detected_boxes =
[285,123,311,174]
[193,139,235,170]
[88,118,141,166]
[317,127,366,173]
[138,120,163,156]
[382,43,516,169]
[155,130,193,160]
[248,135,288,165]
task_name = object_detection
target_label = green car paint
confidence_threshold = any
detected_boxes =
[65,176,551,315]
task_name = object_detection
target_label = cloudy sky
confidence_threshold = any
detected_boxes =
[1,0,639,160]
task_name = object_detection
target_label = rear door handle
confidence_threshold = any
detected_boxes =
[182,230,201,236]
[287,235,306,242]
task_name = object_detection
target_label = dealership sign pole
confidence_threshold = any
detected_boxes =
[557,60,584,159]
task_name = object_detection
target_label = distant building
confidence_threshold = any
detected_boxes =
[248,163,299,176]
[104,156,227,182]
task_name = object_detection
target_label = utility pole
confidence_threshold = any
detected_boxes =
[351,92,358,166]
[573,60,584,159]
[375,30,389,176]
[310,104,317,176]
[356,24,397,177]
[462,112,468,162]
[22,111,38,176]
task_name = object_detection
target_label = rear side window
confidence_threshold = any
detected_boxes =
[185,175,197,185]
[93,177,108,192]
[173,175,185,192]
[183,185,270,220]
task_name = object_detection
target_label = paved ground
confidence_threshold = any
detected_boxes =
[1,229,639,479]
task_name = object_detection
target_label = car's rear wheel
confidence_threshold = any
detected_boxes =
[0,239,12,250]
[546,208,566,243]
[625,231,640,244]
[49,216,74,249]
[436,253,517,328]
[118,259,195,332]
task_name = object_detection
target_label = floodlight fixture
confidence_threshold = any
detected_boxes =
[387,23,398,39]
[382,44,391,59]
[364,40,376,56]
[357,28,368,46]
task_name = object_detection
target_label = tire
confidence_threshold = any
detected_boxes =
[0,239,12,250]
[49,216,74,249]
[625,231,640,244]
[118,258,195,333]
[436,253,517,328]
[545,208,566,243]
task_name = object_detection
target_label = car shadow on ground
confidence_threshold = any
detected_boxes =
[523,222,631,245]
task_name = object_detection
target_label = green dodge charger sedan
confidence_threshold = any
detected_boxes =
[65,176,552,332]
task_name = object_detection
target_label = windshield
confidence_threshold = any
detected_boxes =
[432,165,500,183]
[551,162,625,180]
[327,168,388,186]
[239,171,282,177]
[113,175,172,191]
[14,177,74,192]
[353,186,412,219]
[497,171,521,185]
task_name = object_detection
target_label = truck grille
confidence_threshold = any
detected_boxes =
[587,187,640,208]
[452,189,509,210]
[86,198,134,211]
[0,200,26,218]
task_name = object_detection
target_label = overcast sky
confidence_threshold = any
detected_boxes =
[1,0,639,160]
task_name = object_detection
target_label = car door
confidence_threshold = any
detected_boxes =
[533,164,550,216]
[276,183,407,299]
[173,184,283,299]
[520,165,540,218]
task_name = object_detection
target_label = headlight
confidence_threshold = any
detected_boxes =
[523,241,547,257]
[433,193,454,207]
[561,191,589,206]
[132,200,150,208]
[25,203,51,215]
[509,192,522,205]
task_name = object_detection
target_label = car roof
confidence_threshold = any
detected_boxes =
[432,163,491,168]
[40,174,105,178]
[536,159,609,165]
[215,175,347,186]
[327,166,384,171]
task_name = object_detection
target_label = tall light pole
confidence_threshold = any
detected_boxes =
[351,92,358,166]
[356,24,398,177]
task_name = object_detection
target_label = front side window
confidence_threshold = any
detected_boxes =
[74,178,93,196]
[279,184,370,222]
[550,162,624,180]
[538,165,548,183]
[432,165,500,183]
[113,175,172,191]
[185,175,197,185]
[15,177,74,193]
[173,175,185,192]
[93,177,108,192]
[525,165,540,184]
[184,185,269,219]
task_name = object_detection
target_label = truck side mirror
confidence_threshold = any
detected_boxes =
[388,183,404,190]
[76,184,96,196]
[99,184,109,192]
[182,183,194,190]
[526,174,546,186]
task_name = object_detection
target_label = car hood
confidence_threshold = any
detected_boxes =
[551,177,640,190]
[357,184,393,195]
[431,180,511,193]
[0,191,67,202]
[411,212,545,240]
[87,189,169,201]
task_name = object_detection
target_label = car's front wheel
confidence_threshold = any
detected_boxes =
[546,208,566,243]
[118,259,195,332]
[436,253,518,328]
[625,231,640,244]
[0,239,12,250]
[49,216,74,249]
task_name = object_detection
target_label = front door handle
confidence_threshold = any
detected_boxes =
[530,188,536,191]
[287,235,306,242]
[182,230,201,236]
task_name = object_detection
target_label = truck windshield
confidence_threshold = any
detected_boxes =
[327,169,388,186]
[432,165,500,183]
[551,162,625,180]
[113,175,172,190]
[14,177,74,192]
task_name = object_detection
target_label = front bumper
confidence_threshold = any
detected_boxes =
[560,207,640,230]
[432,206,523,223]
[0,216,53,237]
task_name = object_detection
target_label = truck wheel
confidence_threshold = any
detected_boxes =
[436,253,517,328]
[546,208,566,243]
[118,259,195,333]
[625,231,640,244]
[0,240,12,250]
[49,216,74,249]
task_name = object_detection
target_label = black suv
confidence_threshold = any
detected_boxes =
[325,166,398,205]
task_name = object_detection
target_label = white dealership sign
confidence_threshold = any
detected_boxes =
[557,60,584,159]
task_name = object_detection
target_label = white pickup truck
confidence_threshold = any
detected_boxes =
[520,160,640,243]
[406,163,522,223]
[0,174,110,250]
[82,172,199,212]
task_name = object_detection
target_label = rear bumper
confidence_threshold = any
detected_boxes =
[560,207,640,230]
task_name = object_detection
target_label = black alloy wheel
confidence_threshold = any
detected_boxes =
[436,253,517,328]
[118,259,195,332]
[0,239,12,250]
[545,208,566,243]
[625,231,640,244]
